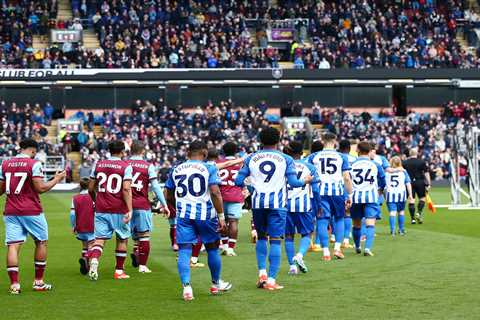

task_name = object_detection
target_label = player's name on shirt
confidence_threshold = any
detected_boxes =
[6,161,28,167]
[129,161,149,169]
[97,162,123,169]
[251,152,284,163]
[175,162,208,173]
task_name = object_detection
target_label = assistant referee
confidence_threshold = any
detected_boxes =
[403,149,431,224]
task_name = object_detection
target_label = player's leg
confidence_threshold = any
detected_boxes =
[313,215,322,251]
[252,209,268,287]
[417,188,427,224]
[190,238,205,267]
[134,209,153,273]
[350,204,363,254]
[7,243,22,294]
[364,204,378,256]
[168,205,178,251]
[130,210,139,267]
[387,202,397,235]
[409,184,418,224]
[360,217,367,241]
[264,209,287,290]
[284,212,297,275]
[197,218,231,295]
[226,203,242,256]
[4,216,26,294]
[78,238,89,275]
[88,213,112,280]
[24,214,51,291]
[318,197,332,260]
[113,214,131,279]
[398,202,406,235]
[332,196,345,259]
[342,213,353,248]
[292,211,314,273]
[176,217,197,300]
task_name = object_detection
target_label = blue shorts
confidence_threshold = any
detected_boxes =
[285,211,314,236]
[319,196,345,219]
[76,232,95,242]
[4,214,48,244]
[224,202,243,219]
[176,217,220,245]
[95,213,131,240]
[387,202,406,212]
[252,209,287,238]
[131,209,153,235]
[350,203,379,220]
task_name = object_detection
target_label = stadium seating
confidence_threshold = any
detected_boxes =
[1,0,479,68]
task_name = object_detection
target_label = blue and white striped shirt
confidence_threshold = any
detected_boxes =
[235,150,304,210]
[287,159,321,213]
[165,160,220,220]
[308,149,350,196]
[351,157,386,204]
[386,169,411,203]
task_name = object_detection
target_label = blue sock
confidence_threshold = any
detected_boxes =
[298,235,311,256]
[256,238,268,271]
[330,217,335,235]
[334,217,345,245]
[365,225,375,251]
[284,238,295,265]
[344,217,352,240]
[361,218,366,237]
[207,248,222,283]
[398,214,405,232]
[352,227,361,249]
[268,239,282,279]
[177,244,192,285]
[389,215,396,234]
[318,218,329,248]
[315,219,321,245]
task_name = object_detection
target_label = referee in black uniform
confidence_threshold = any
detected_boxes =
[403,149,431,224]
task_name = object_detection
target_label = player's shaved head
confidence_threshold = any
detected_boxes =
[338,139,351,153]
[287,141,303,158]
[222,142,238,157]
[409,148,418,157]
[259,127,280,147]
[357,141,372,155]
[322,132,337,144]
[79,177,90,190]
[108,140,125,156]
[19,138,38,151]
[130,140,145,155]
[311,140,324,153]
[207,148,219,161]
[189,140,208,158]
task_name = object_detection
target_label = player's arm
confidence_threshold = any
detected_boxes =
[377,165,386,195]
[216,157,244,170]
[70,200,76,232]
[122,166,133,223]
[32,161,66,193]
[148,164,167,206]
[234,156,251,187]
[0,166,5,196]
[286,157,312,187]
[424,165,431,190]
[88,164,97,201]
[404,170,413,201]
[341,155,353,195]
[310,169,322,211]
[164,169,176,208]
[208,164,226,231]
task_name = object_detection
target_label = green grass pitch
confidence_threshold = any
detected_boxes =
[0,188,479,320]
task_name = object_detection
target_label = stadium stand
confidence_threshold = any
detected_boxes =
[2,0,480,68]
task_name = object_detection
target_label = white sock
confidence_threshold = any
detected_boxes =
[267,277,276,284]
[343,238,350,244]
[295,252,303,259]
[191,257,198,264]
[259,269,267,277]
[323,247,330,256]
[334,242,341,251]
[115,269,123,274]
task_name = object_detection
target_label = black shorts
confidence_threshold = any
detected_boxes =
[412,180,427,198]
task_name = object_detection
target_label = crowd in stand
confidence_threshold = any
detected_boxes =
[2,0,480,69]
[2,95,480,181]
